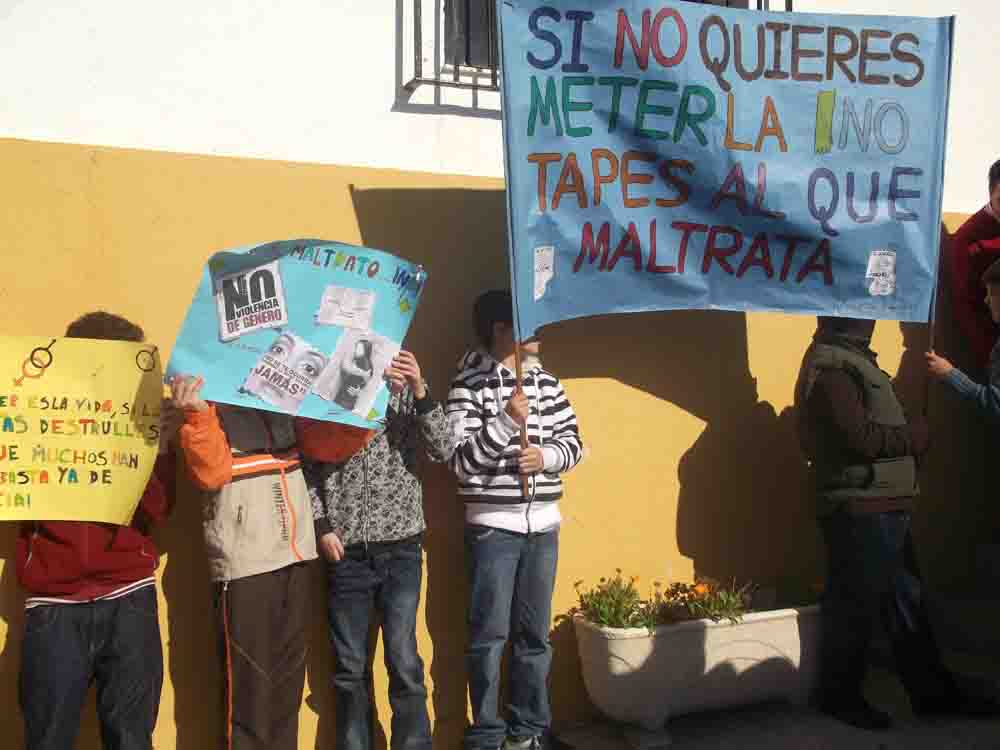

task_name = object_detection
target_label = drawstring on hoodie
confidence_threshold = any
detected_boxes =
[496,360,539,532]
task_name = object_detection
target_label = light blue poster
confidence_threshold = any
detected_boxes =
[498,2,954,336]
[167,240,425,427]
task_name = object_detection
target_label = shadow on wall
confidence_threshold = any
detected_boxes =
[541,310,820,591]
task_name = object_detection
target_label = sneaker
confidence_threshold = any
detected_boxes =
[819,697,893,731]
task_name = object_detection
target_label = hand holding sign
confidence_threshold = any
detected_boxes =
[170,375,209,413]
[518,445,545,476]
[505,388,530,426]
[924,350,954,379]
[385,351,426,399]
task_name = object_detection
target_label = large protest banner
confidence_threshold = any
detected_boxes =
[498,2,954,336]
[167,240,425,428]
[0,336,162,524]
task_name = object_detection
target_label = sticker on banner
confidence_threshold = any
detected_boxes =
[866,249,896,296]
[215,260,288,342]
[534,246,555,301]
[316,286,377,330]
[242,331,327,413]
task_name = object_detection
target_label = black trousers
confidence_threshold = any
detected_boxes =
[818,509,957,709]
[215,563,311,750]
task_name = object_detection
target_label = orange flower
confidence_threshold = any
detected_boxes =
[693,583,710,596]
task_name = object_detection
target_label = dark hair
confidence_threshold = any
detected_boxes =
[65,311,145,342]
[473,289,513,349]
[983,258,1000,286]
[990,160,1000,194]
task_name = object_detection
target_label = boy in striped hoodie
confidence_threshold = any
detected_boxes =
[445,290,584,750]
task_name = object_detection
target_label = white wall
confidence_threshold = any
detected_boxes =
[1,0,994,211]
[795,0,1000,213]
[0,0,505,178]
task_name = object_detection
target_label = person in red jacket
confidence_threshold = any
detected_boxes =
[950,159,1000,370]
[15,312,178,750]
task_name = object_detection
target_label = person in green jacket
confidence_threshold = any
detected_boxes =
[796,316,998,730]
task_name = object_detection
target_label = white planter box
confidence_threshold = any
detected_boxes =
[573,606,821,733]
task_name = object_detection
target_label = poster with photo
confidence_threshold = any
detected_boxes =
[168,240,425,428]
[313,330,400,419]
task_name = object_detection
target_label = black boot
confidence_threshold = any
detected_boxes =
[819,697,893,731]
[914,693,1000,719]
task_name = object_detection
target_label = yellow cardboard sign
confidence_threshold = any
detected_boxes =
[0,336,162,524]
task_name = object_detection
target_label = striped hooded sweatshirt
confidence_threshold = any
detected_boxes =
[445,349,583,533]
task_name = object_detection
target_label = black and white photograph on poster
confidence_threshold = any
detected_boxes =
[215,260,288,342]
[314,330,400,418]
[242,331,328,413]
[315,285,376,330]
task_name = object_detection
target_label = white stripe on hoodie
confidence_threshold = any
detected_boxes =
[445,349,583,533]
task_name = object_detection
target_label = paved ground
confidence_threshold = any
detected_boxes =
[555,652,1000,749]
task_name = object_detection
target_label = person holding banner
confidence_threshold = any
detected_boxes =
[446,290,584,750]
[795,317,997,730]
[928,258,1000,422]
[297,349,452,750]
[170,376,317,750]
[949,160,1000,369]
[16,312,179,750]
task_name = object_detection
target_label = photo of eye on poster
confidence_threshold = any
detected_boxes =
[167,240,425,428]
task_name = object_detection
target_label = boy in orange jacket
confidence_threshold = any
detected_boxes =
[170,374,317,750]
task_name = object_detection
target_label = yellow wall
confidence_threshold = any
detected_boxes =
[0,137,993,749]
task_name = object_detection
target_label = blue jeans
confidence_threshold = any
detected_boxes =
[19,585,164,750]
[327,536,431,750]
[464,524,559,750]
[818,510,957,708]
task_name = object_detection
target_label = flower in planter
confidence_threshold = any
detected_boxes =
[570,571,753,629]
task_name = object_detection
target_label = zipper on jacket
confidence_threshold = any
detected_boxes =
[278,466,304,562]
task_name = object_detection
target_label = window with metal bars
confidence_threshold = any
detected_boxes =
[404,0,500,96]
[399,0,793,107]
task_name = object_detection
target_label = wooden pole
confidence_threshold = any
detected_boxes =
[922,294,938,418]
[513,338,530,500]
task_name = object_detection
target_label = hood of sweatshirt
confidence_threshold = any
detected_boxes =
[455,348,543,380]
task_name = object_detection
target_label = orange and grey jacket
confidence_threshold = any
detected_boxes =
[179,403,317,582]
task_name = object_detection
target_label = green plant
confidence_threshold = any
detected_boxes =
[572,569,647,628]
[572,573,752,629]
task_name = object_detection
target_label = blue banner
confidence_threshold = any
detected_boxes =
[167,240,425,427]
[498,2,954,336]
